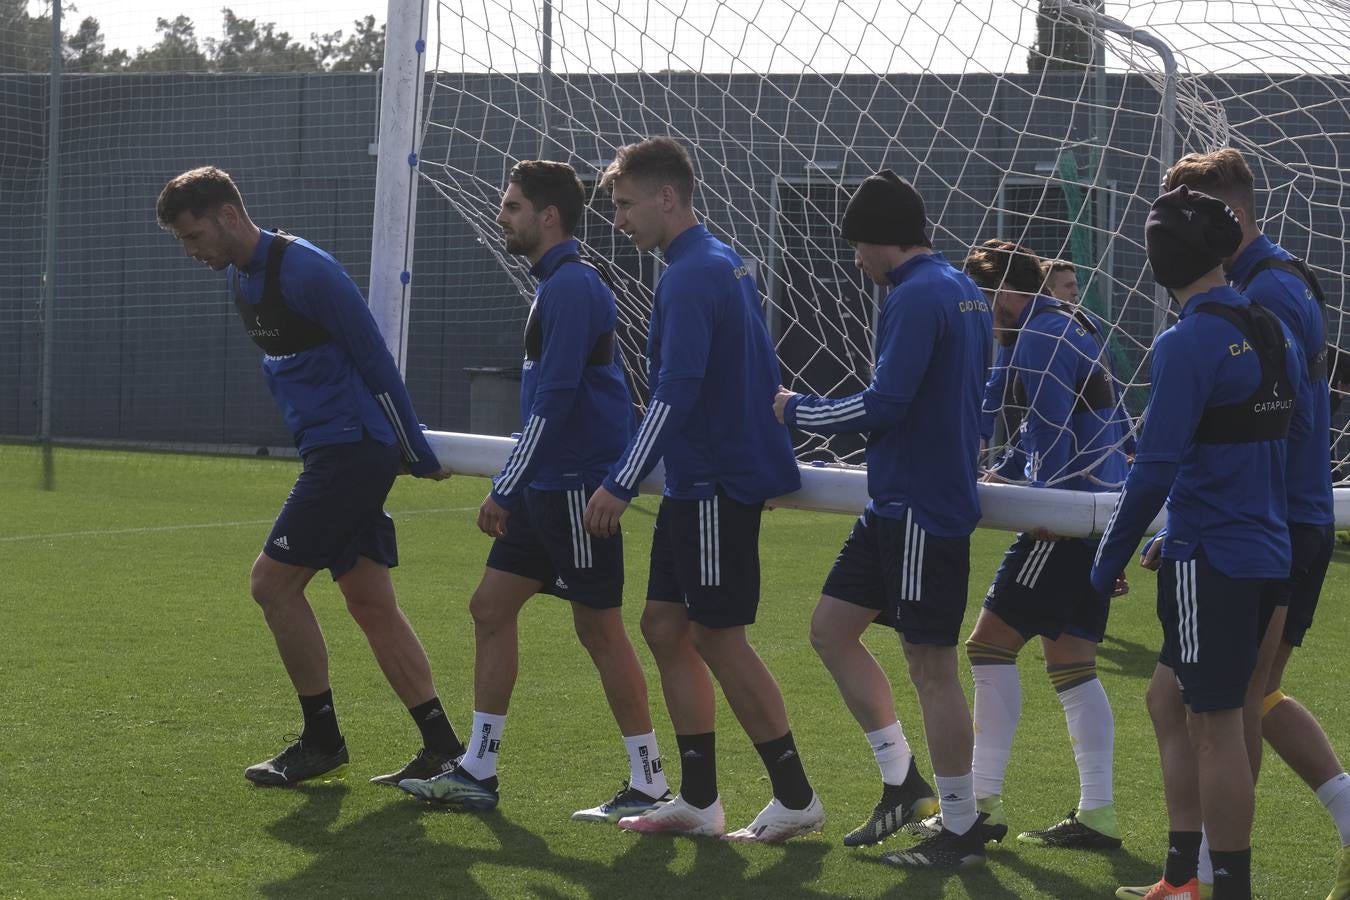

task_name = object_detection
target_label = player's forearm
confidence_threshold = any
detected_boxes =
[1090,460,1175,592]
[786,389,910,435]
[489,387,578,505]
[603,377,699,500]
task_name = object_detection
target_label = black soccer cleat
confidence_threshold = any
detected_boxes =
[843,760,940,847]
[369,747,459,786]
[245,739,349,787]
[880,814,991,868]
[1016,808,1123,850]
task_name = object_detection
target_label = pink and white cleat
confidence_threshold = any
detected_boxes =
[617,793,725,837]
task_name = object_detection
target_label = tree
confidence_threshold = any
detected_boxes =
[66,17,128,72]
[313,15,386,72]
[0,0,52,72]
[128,15,210,72]
[1027,0,1096,73]
[208,8,320,73]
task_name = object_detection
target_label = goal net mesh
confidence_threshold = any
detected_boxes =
[416,0,1350,485]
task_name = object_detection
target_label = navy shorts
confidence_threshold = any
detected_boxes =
[486,485,624,610]
[984,535,1109,642]
[647,493,763,628]
[264,437,400,579]
[821,507,971,646]
[1156,548,1272,712]
[1265,522,1334,647]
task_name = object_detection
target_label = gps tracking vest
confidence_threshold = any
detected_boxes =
[523,253,616,366]
[1193,302,1295,444]
[1011,301,1116,414]
[234,232,334,356]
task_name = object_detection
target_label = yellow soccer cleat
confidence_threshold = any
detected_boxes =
[1329,844,1350,900]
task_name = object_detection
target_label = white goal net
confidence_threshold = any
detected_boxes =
[414,0,1350,493]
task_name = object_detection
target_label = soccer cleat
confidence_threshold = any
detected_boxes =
[1017,806,1122,850]
[906,796,1008,843]
[1114,878,1207,900]
[398,768,499,811]
[616,793,725,837]
[724,794,826,844]
[844,762,940,847]
[880,816,989,868]
[1330,844,1350,900]
[369,747,459,786]
[244,739,349,787]
[572,780,672,823]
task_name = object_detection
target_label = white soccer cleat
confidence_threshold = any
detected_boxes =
[616,793,725,837]
[723,794,826,844]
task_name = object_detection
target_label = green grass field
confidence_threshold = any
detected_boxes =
[3,444,1347,898]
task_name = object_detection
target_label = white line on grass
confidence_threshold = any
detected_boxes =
[0,506,479,542]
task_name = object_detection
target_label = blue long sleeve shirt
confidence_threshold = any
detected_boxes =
[231,230,440,475]
[1230,235,1334,526]
[604,224,801,505]
[784,253,992,537]
[1091,285,1305,591]
[982,342,1028,479]
[1009,296,1130,492]
[491,240,635,508]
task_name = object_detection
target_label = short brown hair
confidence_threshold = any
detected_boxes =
[1163,148,1256,217]
[599,137,696,206]
[509,160,585,235]
[1042,258,1075,276]
[964,239,1044,294]
[156,166,245,228]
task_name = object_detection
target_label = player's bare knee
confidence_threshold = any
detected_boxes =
[639,604,686,656]
[469,586,512,635]
[573,611,620,656]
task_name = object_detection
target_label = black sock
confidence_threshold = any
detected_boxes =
[1209,848,1252,900]
[675,732,718,809]
[1163,830,1202,887]
[409,697,464,756]
[298,689,342,752]
[754,731,813,810]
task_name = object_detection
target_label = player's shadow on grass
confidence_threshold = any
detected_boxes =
[866,842,1155,899]
[1095,632,1160,681]
[259,791,848,899]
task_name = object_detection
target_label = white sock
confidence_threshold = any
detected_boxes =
[459,710,506,781]
[865,721,913,785]
[1198,828,1213,885]
[623,731,669,797]
[1058,676,1115,811]
[1317,772,1350,845]
[935,773,977,836]
[972,662,1021,799]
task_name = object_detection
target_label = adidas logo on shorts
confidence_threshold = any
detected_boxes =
[272,535,290,550]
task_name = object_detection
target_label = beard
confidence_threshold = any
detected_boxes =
[503,231,536,256]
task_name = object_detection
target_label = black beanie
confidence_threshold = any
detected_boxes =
[841,170,928,246]
[1145,184,1243,289]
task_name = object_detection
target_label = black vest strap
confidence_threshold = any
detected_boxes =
[1238,255,1330,383]
[233,232,333,356]
[523,252,616,366]
[1192,302,1295,444]
[1011,302,1116,415]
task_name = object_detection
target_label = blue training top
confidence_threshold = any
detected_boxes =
[1008,295,1130,492]
[1230,235,1334,527]
[1091,285,1307,590]
[491,239,635,508]
[604,224,801,505]
[785,252,992,537]
[230,230,440,475]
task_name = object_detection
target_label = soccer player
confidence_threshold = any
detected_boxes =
[397,161,670,819]
[1091,185,1308,900]
[1146,149,1350,900]
[582,137,823,842]
[1043,259,1080,303]
[940,239,1130,850]
[773,171,994,866]
[156,166,466,787]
